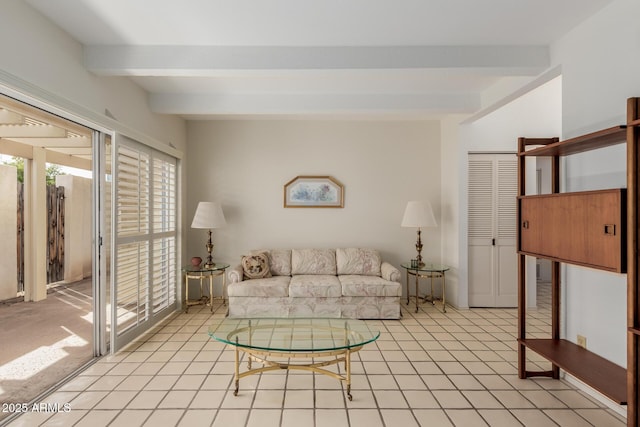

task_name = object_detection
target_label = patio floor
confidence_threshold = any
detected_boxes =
[0,279,94,419]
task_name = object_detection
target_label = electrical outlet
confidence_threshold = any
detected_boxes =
[577,335,587,349]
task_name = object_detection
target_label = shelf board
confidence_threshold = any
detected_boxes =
[517,250,624,274]
[520,126,626,157]
[519,338,627,404]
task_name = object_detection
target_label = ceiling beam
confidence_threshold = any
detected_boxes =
[6,136,91,148]
[150,92,480,117]
[0,124,67,138]
[0,138,33,159]
[48,147,91,155]
[85,45,549,76]
[45,150,92,170]
[0,108,23,125]
[0,96,92,137]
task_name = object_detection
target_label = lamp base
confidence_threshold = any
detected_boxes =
[415,228,424,267]
[204,229,215,269]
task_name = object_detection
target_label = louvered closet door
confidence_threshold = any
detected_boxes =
[468,153,518,307]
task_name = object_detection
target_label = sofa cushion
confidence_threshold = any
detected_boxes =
[267,249,292,276]
[289,275,342,298]
[242,253,272,279]
[227,276,290,297]
[291,249,336,275]
[339,275,402,297]
[336,248,382,276]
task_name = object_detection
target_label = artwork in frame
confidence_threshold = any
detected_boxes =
[284,176,344,208]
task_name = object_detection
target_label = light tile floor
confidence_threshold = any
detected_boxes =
[6,283,626,427]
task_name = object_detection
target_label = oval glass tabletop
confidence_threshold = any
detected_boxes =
[208,318,380,352]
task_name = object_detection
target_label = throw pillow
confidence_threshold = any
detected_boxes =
[242,253,272,280]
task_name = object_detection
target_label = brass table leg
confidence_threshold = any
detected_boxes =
[415,271,420,313]
[406,270,410,305]
[234,343,240,396]
[430,273,435,306]
[442,271,447,313]
[346,348,352,401]
[184,273,189,313]
[209,273,214,313]
[223,269,227,306]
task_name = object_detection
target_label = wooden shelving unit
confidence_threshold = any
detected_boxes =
[518,338,627,404]
[517,98,640,426]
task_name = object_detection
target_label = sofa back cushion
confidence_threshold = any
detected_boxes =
[336,248,382,276]
[291,248,336,275]
[267,249,292,276]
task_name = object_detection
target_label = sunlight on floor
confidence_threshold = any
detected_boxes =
[0,329,88,385]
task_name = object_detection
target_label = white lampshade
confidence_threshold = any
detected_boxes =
[401,200,437,228]
[191,202,227,229]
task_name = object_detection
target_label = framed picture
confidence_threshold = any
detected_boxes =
[284,176,344,208]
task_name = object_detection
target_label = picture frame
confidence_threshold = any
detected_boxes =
[284,175,344,208]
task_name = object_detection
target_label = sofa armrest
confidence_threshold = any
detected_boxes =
[228,265,244,283]
[381,262,401,282]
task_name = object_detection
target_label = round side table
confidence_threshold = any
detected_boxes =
[400,262,450,313]
[182,263,230,313]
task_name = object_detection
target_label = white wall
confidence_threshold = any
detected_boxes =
[547,0,640,368]
[56,175,92,282]
[457,77,562,309]
[0,165,18,300]
[440,115,464,306]
[0,0,186,149]
[186,120,441,296]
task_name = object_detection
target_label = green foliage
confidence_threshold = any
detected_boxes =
[46,164,63,186]
[2,156,64,185]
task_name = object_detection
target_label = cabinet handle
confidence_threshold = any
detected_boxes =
[522,220,529,229]
[604,224,616,235]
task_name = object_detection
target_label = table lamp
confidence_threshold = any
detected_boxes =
[191,201,227,268]
[401,200,437,266]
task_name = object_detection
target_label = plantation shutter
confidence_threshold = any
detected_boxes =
[113,136,177,348]
[152,154,176,314]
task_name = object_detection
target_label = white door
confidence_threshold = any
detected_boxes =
[468,153,518,307]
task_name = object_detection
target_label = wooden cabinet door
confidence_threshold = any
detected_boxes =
[585,191,625,271]
[518,189,625,272]
[519,196,542,255]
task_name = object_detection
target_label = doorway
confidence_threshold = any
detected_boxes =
[468,153,518,307]
[0,93,102,414]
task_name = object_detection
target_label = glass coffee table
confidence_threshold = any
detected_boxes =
[208,318,380,400]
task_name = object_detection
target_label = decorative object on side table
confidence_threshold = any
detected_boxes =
[401,200,437,266]
[191,201,227,268]
[191,256,203,268]
[284,175,344,208]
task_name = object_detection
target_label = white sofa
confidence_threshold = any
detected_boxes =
[227,248,402,319]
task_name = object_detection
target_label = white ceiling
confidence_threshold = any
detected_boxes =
[25,0,613,119]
